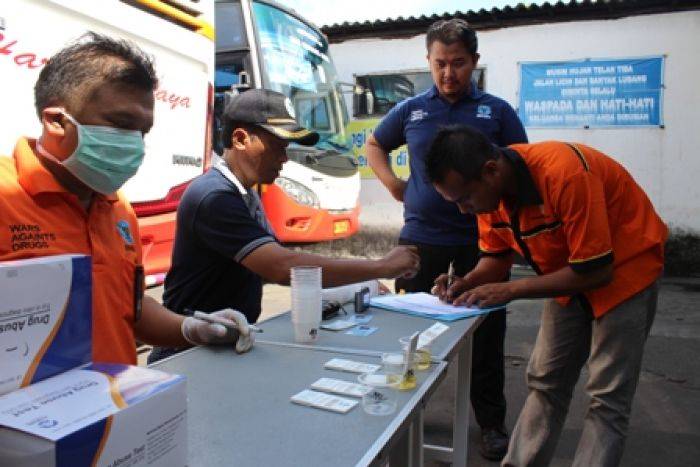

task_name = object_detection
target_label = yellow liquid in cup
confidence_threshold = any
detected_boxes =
[415,349,431,371]
[398,371,417,391]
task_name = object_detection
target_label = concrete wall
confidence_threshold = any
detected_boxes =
[330,10,700,232]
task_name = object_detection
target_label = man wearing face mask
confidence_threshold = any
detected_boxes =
[0,33,254,366]
[365,19,528,460]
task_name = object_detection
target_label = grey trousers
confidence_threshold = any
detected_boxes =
[503,282,658,467]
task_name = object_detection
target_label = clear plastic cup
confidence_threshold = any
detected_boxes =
[291,266,321,342]
[381,352,418,376]
[292,320,319,343]
[291,265,321,285]
[358,372,399,416]
[399,336,431,371]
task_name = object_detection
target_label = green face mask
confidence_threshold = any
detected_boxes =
[60,112,145,194]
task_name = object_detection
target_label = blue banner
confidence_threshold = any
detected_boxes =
[518,57,664,128]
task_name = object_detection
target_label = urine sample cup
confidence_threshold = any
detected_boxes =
[399,335,431,371]
[357,372,399,416]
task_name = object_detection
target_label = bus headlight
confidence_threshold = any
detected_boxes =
[274,177,320,208]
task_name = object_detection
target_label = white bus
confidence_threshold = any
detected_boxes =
[0,0,215,285]
[215,0,361,242]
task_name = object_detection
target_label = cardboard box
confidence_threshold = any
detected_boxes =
[0,254,92,396]
[0,363,187,467]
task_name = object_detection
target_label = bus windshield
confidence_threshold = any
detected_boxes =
[251,1,349,150]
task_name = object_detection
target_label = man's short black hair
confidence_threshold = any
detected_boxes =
[426,19,478,55]
[426,125,498,184]
[34,32,158,118]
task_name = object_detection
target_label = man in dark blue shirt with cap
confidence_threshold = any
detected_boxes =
[149,89,420,363]
[366,19,528,461]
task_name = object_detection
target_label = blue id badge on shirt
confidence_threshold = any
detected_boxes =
[345,325,378,336]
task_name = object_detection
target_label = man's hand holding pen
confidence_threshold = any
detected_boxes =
[432,274,467,303]
[181,308,257,354]
[447,261,455,289]
[431,261,466,303]
[432,270,515,307]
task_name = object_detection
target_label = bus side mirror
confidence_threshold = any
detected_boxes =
[352,85,375,117]
[223,71,252,108]
[365,90,374,115]
[237,71,251,88]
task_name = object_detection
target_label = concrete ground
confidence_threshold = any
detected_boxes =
[145,275,700,466]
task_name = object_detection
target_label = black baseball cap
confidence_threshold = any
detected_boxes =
[222,89,319,146]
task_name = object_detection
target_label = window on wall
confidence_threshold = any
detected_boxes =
[354,68,485,117]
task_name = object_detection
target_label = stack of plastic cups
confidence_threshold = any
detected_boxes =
[290,266,322,343]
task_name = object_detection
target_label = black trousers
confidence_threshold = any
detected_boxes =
[395,240,507,430]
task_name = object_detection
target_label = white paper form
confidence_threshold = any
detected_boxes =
[371,292,504,322]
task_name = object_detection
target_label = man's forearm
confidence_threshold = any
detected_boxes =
[275,251,386,287]
[452,259,613,307]
[366,138,399,189]
[243,243,417,287]
[508,264,613,300]
[462,255,514,288]
[134,296,190,348]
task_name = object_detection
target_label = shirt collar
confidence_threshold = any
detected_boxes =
[502,147,543,207]
[15,137,118,202]
[213,155,275,236]
[213,156,247,196]
[428,80,483,102]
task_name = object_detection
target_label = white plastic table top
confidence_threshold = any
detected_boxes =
[152,343,448,467]
[256,306,483,362]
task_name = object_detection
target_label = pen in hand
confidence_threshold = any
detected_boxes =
[193,311,263,333]
[431,261,456,302]
[447,261,455,288]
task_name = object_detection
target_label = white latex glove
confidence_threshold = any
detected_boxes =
[181,309,255,354]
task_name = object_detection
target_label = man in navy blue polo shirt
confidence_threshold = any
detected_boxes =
[366,19,528,460]
[149,89,420,363]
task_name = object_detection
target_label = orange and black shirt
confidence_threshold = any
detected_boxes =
[478,141,667,317]
[0,137,143,364]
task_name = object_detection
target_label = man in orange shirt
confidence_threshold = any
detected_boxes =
[427,125,667,467]
[0,33,254,365]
